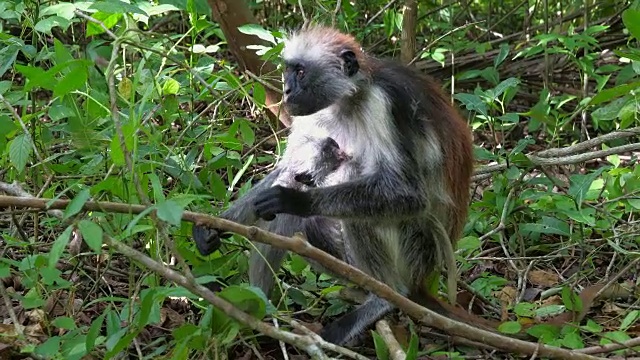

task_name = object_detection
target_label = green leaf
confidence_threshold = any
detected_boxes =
[622,9,640,40]
[237,24,276,44]
[492,77,520,99]
[519,217,571,237]
[9,133,32,173]
[78,220,104,253]
[34,16,71,34]
[456,236,481,252]
[252,82,266,107]
[568,168,605,207]
[620,310,640,331]
[526,324,561,342]
[592,97,627,122]
[86,312,106,351]
[562,331,584,349]
[494,43,510,68]
[218,285,267,319]
[54,61,89,97]
[581,319,603,333]
[162,78,180,95]
[35,337,61,357]
[590,81,640,105]
[64,188,91,221]
[86,12,122,37]
[49,226,73,269]
[371,331,390,360]
[454,93,488,116]
[498,321,522,334]
[52,316,76,330]
[0,263,10,278]
[40,3,77,19]
[405,330,419,360]
[109,134,125,166]
[89,0,147,15]
[156,200,184,226]
[561,287,582,312]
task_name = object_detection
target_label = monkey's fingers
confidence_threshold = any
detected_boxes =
[192,225,222,256]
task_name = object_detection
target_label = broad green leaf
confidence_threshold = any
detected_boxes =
[86,312,105,351]
[156,200,184,226]
[52,317,77,330]
[49,226,73,269]
[162,78,180,95]
[519,217,571,237]
[54,62,89,97]
[494,43,510,68]
[498,321,522,334]
[40,3,77,19]
[35,337,61,357]
[405,329,419,360]
[218,285,267,319]
[237,24,276,44]
[622,9,640,40]
[561,287,582,312]
[78,220,104,253]
[64,188,91,220]
[620,310,640,331]
[581,319,603,333]
[590,81,640,105]
[371,331,390,360]
[568,168,605,207]
[34,16,71,34]
[0,44,20,77]
[492,77,520,99]
[0,264,10,278]
[592,97,627,122]
[86,12,122,37]
[109,134,125,166]
[8,133,32,172]
[454,93,488,116]
[562,331,584,349]
[526,324,561,342]
[252,82,266,107]
[89,0,147,15]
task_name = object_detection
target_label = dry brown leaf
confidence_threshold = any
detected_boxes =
[496,286,517,305]
[528,270,560,287]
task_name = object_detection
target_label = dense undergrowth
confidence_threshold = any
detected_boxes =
[1,0,640,359]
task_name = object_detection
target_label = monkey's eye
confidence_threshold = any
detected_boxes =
[296,68,305,79]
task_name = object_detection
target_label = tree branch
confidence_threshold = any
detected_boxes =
[0,194,601,360]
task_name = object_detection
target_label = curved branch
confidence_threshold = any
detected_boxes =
[0,194,601,360]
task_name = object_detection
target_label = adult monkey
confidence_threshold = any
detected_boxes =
[194,24,475,346]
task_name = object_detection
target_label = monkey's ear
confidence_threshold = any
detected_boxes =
[340,50,359,77]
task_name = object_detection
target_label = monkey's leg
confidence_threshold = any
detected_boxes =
[319,294,394,346]
[249,215,346,298]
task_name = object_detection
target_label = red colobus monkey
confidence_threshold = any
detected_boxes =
[193,25,474,346]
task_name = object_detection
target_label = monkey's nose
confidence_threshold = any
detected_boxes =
[284,85,292,95]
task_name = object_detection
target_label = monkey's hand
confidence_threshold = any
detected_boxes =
[192,224,233,256]
[253,185,312,220]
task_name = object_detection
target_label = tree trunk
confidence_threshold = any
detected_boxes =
[207,0,291,127]
[400,0,418,65]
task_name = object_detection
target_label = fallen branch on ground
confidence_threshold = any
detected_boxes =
[0,194,602,360]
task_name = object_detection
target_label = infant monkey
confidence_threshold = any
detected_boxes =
[193,135,353,257]
[273,136,352,189]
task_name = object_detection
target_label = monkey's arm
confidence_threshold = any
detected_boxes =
[253,169,426,221]
[192,168,283,256]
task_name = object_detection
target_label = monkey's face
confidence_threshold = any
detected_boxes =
[282,50,360,116]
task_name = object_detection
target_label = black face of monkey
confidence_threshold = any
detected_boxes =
[283,50,360,116]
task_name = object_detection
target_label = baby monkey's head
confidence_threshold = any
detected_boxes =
[294,137,351,187]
